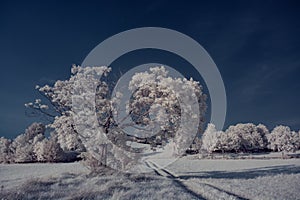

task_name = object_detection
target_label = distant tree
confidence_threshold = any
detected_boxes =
[225,123,268,153]
[201,123,222,153]
[12,134,34,163]
[188,137,202,154]
[33,140,46,162]
[267,125,300,156]
[292,131,300,150]
[256,124,270,150]
[218,132,230,153]
[299,130,300,150]
[11,123,45,163]
[33,133,65,162]
[0,137,13,163]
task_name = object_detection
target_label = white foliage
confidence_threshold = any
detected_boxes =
[201,123,222,153]
[25,65,207,171]
[25,123,46,141]
[200,123,271,153]
[0,137,12,163]
[127,66,206,154]
[33,134,65,162]
[48,115,85,152]
[299,130,300,150]
[11,123,45,163]
[267,125,300,153]
[225,123,268,152]
[26,65,112,153]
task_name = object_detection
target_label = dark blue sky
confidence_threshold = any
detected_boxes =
[1,0,300,138]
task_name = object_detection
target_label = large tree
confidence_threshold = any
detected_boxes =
[26,65,207,171]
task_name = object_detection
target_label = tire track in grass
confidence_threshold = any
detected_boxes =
[145,161,205,200]
[146,160,249,200]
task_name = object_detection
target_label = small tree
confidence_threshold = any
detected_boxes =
[201,123,221,153]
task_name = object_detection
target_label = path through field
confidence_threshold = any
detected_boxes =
[146,160,247,200]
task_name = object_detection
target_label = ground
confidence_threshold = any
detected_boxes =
[1,154,300,199]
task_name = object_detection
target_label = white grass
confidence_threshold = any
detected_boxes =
[1,157,300,199]
[0,162,89,190]
[163,156,300,200]
[191,173,300,200]
[164,157,300,175]
[0,166,198,199]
